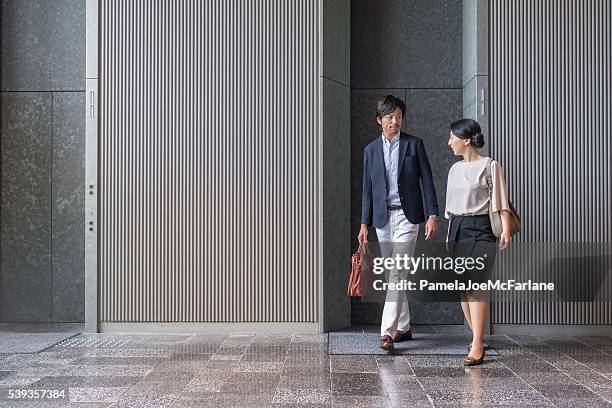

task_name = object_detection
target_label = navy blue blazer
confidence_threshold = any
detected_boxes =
[361,132,439,228]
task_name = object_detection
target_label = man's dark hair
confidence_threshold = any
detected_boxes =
[376,95,406,118]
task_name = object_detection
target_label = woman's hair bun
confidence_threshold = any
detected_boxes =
[450,118,485,148]
[472,133,485,148]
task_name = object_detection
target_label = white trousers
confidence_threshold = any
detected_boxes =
[375,208,419,337]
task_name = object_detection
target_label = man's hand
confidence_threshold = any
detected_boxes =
[358,224,369,245]
[424,217,438,240]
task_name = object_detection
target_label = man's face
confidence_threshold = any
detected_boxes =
[377,106,403,137]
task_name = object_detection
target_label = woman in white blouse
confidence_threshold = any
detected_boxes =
[445,118,512,366]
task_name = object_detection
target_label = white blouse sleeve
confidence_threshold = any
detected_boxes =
[491,161,510,213]
[444,163,456,219]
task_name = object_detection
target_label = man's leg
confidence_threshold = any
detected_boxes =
[375,214,398,339]
[393,211,419,333]
[380,255,404,338]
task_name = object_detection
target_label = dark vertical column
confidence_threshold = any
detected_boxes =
[0,0,85,323]
[321,0,352,331]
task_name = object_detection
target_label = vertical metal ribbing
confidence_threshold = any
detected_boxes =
[491,0,611,324]
[100,0,320,323]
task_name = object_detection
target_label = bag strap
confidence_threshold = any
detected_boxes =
[484,158,494,212]
[359,241,369,255]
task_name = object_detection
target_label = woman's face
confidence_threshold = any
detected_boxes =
[448,131,470,156]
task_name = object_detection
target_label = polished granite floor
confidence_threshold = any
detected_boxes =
[0,325,611,407]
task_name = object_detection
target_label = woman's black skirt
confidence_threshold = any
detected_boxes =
[448,214,497,290]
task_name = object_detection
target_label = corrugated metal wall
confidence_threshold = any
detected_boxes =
[99,1,320,322]
[490,0,611,324]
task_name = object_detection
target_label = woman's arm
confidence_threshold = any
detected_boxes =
[499,209,511,250]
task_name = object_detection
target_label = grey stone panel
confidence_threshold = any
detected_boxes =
[403,88,472,324]
[462,75,489,153]
[463,75,478,120]
[323,0,350,86]
[0,92,53,322]
[1,0,86,91]
[52,92,86,322]
[475,0,489,79]
[352,301,462,325]
[408,302,463,324]
[463,0,488,86]
[403,88,463,242]
[322,78,351,331]
[351,0,462,89]
[350,300,384,326]
[463,0,478,86]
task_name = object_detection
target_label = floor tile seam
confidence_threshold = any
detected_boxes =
[208,332,253,362]
[499,361,559,408]
[567,334,611,348]
[564,335,612,358]
[534,334,595,349]
[550,353,607,374]
[551,361,612,404]
[506,335,547,348]
[118,361,167,396]
[327,352,337,401]
[270,336,295,392]
[540,335,599,357]
[507,359,583,385]
[277,332,292,374]
[503,336,567,370]
[532,351,588,371]
[536,346,607,378]
[400,355,435,408]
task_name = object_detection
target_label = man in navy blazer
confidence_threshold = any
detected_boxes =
[358,95,439,351]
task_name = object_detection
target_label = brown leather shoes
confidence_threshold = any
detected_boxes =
[393,329,413,342]
[380,335,394,351]
[463,349,485,366]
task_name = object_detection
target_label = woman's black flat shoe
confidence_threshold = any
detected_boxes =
[463,349,485,366]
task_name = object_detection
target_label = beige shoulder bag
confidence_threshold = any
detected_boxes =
[485,158,521,238]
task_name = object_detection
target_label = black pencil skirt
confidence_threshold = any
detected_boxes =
[448,214,497,288]
[448,214,496,243]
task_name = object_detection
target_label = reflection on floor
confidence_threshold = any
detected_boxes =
[0,325,610,407]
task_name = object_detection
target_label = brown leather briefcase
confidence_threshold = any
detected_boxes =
[347,243,373,297]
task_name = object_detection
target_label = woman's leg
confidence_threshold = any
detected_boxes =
[461,294,473,331]
[467,296,487,357]
[460,292,473,348]
[461,299,473,349]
